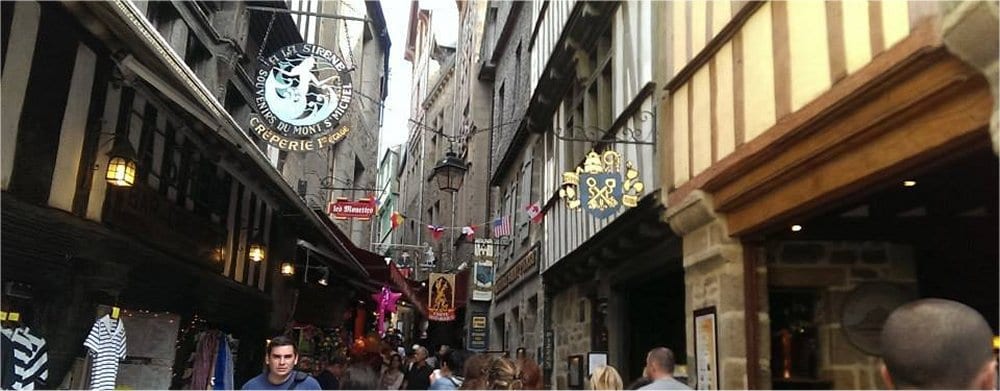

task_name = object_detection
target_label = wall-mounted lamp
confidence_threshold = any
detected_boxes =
[248,230,266,262]
[280,252,330,287]
[280,262,296,276]
[105,136,138,187]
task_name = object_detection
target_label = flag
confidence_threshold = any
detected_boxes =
[525,202,545,224]
[461,226,476,241]
[492,216,511,238]
[390,212,404,230]
[427,225,446,241]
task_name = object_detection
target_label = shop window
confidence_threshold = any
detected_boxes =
[770,289,823,386]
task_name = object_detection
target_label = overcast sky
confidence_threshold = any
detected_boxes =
[377,0,457,161]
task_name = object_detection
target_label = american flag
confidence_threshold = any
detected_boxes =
[492,216,512,238]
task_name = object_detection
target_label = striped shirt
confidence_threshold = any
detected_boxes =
[83,315,127,391]
[1,327,48,390]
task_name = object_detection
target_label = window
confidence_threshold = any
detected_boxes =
[147,1,180,41]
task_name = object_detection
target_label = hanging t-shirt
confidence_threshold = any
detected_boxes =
[1,327,49,390]
[83,315,127,391]
[10,327,48,390]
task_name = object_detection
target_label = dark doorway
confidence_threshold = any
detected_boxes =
[622,270,686,383]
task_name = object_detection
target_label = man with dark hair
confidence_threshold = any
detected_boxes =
[879,298,997,389]
[241,336,321,390]
[638,347,690,390]
[315,356,345,390]
[429,350,464,389]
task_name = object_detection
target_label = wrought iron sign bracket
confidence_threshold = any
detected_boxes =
[552,109,657,146]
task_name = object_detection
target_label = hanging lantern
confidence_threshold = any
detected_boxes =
[105,138,138,187]
[249,242,266,262]
[247,230,267,262]
[280,262,295,276]
[430,151,467,193]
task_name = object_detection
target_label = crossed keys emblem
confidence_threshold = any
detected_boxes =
[586,177,619,210]
[560,149,643,219]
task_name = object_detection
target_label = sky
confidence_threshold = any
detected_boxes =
[377,0,458,162]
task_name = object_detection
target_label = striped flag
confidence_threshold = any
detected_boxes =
[390,212,404,230]
[492,216,512,238]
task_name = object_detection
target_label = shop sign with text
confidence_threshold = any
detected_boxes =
[251,43,353,151]
[328,198,376,220]
[493,244,539,297]
[469,313,489,351]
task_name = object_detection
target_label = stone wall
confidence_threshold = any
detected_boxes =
[667,191,757,390]
[766,240,918,389]
[550,284,594,389]
[490,275,543,357]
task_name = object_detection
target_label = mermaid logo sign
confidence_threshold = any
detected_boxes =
[250,43,353,151]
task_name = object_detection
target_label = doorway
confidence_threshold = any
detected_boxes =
[621,270,686,383]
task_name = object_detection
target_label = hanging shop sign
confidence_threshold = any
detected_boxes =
[559,149,644,219]
[428,273,456,321]
[328,197,377,220]
[493,244,539,297]
[471,260,495,302]
[468,313,489,351]
[251,43,354,152]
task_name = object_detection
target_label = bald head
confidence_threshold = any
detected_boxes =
[646,347,676,378]
[880,298,996,389]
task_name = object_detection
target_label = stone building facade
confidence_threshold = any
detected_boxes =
[478,0,544,359]
[659,1,998,389]
[277,0,388,249]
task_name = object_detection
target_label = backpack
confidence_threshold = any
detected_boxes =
[287,371,309,390]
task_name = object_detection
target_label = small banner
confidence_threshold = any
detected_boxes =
[428,273,456,321]
[525,202,545,224]
[472,260,495,302]
[427,225,446,241]
[390,212,404,230]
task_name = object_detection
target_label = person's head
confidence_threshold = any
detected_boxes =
[326,356,346,377]
[460,354,491,390]
[439,350,463,376]
[517,358,543,390]
[515,347,527,361]
[389,353,403,370]
[414,346,429,364]
[644,347,676,379]
[266,336,299,378]
[879,298,996,389]
[341,363,379,389]
[487,356,522,390]
[439,344,452,356]
[589,365,623,390]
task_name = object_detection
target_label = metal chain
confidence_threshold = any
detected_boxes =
[257,11,278,63]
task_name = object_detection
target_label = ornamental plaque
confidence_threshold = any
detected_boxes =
[560,149,644,219]
[251,43,353,151]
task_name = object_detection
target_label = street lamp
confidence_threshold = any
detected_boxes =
[431,150,467,193]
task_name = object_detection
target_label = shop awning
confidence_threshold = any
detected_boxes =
[316,211,427,315]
